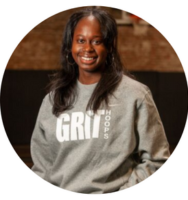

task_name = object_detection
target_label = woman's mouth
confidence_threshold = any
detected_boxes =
[82,57,94,61]
[80,56,97,64]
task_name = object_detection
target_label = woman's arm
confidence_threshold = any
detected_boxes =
[120,90,170,189]
[30,96,52,181]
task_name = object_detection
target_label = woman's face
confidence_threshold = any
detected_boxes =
[71,16,108,74]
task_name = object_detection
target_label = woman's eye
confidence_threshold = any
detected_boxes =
[77,39,84,44]
[93,40,101,45]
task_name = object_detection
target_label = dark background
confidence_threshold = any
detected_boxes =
[1,70,187,167]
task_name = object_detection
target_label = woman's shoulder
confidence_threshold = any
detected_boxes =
[116,75,151,100]
[41,92,54,107]
[120,75,150,91]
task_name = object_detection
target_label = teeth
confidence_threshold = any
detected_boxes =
[82,57,94,61]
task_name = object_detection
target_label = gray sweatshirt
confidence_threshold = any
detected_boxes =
[31,75,170,193]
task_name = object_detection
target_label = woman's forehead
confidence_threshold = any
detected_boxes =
[73,16,102,36]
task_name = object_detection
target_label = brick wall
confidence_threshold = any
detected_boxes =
[6,7,183,72]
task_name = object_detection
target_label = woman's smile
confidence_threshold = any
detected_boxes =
[81,57,95,61]
[71,15,108,73]
[79,55,98,64]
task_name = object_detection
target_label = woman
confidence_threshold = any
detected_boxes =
[31,7,170,193]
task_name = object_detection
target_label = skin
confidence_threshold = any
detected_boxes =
[71,15,108,84]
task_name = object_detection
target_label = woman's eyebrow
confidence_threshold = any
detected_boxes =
[75,34,103,38]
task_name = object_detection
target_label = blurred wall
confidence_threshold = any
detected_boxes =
[6,7,183,72]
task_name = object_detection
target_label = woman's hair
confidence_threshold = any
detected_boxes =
[48,7,126,116]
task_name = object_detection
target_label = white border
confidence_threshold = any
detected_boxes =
[0,0,188,199]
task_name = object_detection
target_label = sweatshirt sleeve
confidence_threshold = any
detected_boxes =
[120,90,170,190]
[30,96,52,181]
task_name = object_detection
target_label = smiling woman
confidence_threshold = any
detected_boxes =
[71,15,108,81]
[30,7,170,194]
[49,8,124,115]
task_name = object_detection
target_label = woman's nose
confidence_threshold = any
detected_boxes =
[83,42,94,52]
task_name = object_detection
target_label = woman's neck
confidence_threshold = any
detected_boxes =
[78,71,101,85]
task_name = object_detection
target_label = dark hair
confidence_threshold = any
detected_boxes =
[48,7,126,116]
